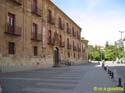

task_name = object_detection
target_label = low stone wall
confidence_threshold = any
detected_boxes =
[0,55,53,72]
[60,58,88,66]
[0,53,88,72]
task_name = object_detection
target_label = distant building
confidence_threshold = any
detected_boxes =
[0,0,88,72]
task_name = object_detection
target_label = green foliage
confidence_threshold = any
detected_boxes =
[88,45,103,61]
[88,41,124,61]
[104,46,114,60]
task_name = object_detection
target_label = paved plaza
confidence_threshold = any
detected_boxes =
[0,63,122,93]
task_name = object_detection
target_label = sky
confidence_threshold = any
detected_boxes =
[52,0,125,46]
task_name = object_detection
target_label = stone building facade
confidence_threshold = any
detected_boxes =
[0,0,88,72]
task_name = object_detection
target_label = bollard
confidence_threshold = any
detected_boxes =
[105,66,107,71]
[110,71,112,76]
[124,83,125,93]
[109,70,111,76]
[0,85,2,93]
[112,72,114,79]
[104,66,107,71]
[111,72,114,79]
[117,78,123,87]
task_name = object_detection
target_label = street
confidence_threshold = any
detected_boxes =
[0,63,121,93]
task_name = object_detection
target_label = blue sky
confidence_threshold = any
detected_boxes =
[52,0,125,46]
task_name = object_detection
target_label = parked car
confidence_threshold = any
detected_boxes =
[120,58,125,63]
[117,58,125,64]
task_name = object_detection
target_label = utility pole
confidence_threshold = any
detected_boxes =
[119,31,125,58]
[119,31,125,41]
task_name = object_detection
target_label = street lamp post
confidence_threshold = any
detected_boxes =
[119,31,125,41]
[119,31,125,58]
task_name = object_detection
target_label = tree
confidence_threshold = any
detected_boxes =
[105,41,109,48]
[88,45,102,61]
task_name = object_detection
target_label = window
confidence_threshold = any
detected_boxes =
[32,23,37,39]
[48,30,52,43]
[7,13,15,33]
[8,42,15,54]
[68,52,70,57]
[60,35,62,46]
[67,38,69,48]
[78,53,80,58]
[32,0,37,12]
[72,27,74,36]
[66,23,69,32]
[33,46,38,56]
[74,53,75,58]
[58,17,62,28]
[48,30,51,38]
[48,10,52,21]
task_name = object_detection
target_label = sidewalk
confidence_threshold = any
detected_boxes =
[72,64,121,93]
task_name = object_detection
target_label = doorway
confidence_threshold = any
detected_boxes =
[53,47,60,66]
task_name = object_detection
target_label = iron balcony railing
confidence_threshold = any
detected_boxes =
[48,36,55,45]
[31,7,42,17]
[31,33,42,41]
[5,24,22,36]
[8,0,22,5]
[48,17,55,25]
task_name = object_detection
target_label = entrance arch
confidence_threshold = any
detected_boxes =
[53,47,60,67]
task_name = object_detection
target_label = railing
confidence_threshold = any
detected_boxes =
[48,37,55,45]
[31,7,42,17]
[67,28,71,34]
[60,41,65,47]
[67,44,71,49]
[78,47,81,52]
[5,24,22,36]
[37,33,42,41]
[48,17,55,25]
[9,0,22,5]
[59,23,64,30]
[31,33,42,41]
[82,48,85,52]
[73,46,77,51]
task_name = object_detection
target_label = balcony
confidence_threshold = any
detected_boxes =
[73,46,77,51]
[31,33,42,41]
[82,48,85,52]
[48,37,55,45]
[48,17,55,25]
[31,7,42,17]
[59,23,64,30]
[60,41,65,47]
[67,44,71,49]
[78,47,81,52]
[8,0,22,5]
[5,25,21,36]
[67,28,71,34]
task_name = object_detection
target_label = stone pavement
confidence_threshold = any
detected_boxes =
[0,63,122,93]
[73,65,121,93]
[104,61,125,86]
